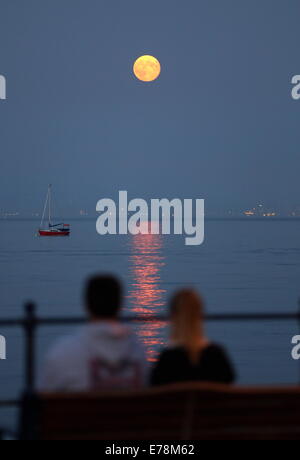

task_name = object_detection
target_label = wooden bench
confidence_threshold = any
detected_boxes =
[26,383,300,440]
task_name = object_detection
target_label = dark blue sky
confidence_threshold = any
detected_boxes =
[0,0,299,214]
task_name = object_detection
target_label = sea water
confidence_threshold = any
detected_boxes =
[0,218,299,430]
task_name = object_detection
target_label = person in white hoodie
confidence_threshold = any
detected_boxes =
[39,275,148,392]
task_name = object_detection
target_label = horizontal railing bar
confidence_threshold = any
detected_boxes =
[0,400,20,407]
[0,312,299,328]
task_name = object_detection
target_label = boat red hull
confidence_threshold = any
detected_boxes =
[39,230,70,237]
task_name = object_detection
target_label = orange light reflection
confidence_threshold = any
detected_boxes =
[127,230,167,362]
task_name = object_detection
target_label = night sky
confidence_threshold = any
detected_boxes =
[0,0,300,214]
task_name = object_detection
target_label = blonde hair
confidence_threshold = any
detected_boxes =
[170,289,207,364]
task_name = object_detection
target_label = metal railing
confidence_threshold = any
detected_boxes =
[0,302,300,408]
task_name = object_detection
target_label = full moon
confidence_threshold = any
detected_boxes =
[133,55,161,82]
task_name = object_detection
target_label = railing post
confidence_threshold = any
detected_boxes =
[24,302,37,393]
[19,302,38,440]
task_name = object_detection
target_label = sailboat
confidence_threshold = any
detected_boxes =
[38,185,70,237]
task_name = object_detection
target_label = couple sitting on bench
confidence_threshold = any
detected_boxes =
[39,275,235,392]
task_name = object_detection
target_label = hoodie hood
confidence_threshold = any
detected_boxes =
[80,322,138,365]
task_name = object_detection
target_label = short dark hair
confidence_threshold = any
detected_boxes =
[85,275,122,319]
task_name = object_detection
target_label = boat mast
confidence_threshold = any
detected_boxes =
[48,184,52,227]
[40,185,50,229]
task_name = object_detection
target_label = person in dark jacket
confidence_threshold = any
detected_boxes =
[151,289,235,386]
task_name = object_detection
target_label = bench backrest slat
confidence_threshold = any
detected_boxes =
[36,384,300,440]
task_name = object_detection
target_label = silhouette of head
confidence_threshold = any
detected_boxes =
[170,289,206,363]
[85,275,122,320]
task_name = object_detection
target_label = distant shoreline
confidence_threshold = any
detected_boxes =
[1,217,300,223]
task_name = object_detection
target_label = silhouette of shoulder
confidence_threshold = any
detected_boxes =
[151,343,235,386]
